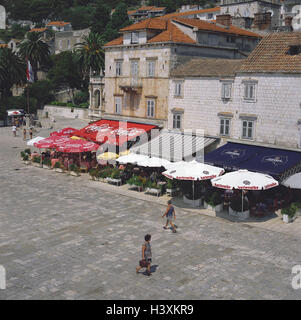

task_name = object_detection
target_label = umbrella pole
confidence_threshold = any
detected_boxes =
[193,180,195,201]
[242,190,243,214]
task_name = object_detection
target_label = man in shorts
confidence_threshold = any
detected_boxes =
[162,200,177,233]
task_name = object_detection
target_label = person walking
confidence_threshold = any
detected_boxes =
[136,234,152,276]
[23,128,27,141]
[12,125,17,137]
[29,127,33,140]
[162,200,177,233]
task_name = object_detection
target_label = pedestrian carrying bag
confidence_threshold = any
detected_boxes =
[139,259,149,267]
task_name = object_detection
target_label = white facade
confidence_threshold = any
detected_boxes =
[168,73,301,150]
[0,5,5,30]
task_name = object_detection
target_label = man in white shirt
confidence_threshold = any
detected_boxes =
[12,125,17,137]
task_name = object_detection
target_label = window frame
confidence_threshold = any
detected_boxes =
[243,82,256,101]
[219,117,231,136]
[131,32,139,44]
[241,119,255,140]
[115,60,122,77]
[172,113,182,130]
[131,60,139,77]
[221,81,232,100]
[115,96,122,114]
[146,99,155,118]
[174,81,183,97]
[147,60,156,77]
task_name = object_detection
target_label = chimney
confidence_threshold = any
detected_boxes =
[216,14,232,27]
[252,12,272,30]
[285,16,293,27]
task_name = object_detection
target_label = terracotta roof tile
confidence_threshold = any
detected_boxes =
[173,18,262,38]
[47,21,70,27]
[104,36,123,47]
[120,18,167,31]
[30,27,47,32]
[160,6,220,20]
[240,32,301,73]
[171,58,244,77]
[148,20,195,44]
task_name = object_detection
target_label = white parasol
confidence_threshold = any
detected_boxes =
[27,136,45,146]
[211,169,279,213]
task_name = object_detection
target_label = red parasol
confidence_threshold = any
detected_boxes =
[33,136,70,149]
[50,127,79,137]
[55,139,100,153]
[75,120,156,146]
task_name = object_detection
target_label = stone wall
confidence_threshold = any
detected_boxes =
[42,105,89,120]
[168,73,301,150]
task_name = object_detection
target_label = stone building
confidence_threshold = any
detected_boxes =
[128,6,166,22]
[46,21,72,32]
[89,13,261,126]
[0,5,5,30]
[168,32,301,151]
[281,0,301,31]
[54,28,90,54]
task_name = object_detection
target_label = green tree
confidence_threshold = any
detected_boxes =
[24,80,55,109]
[6,96,37,114]
[0,47,26,99]
[75,32,105,78]
[60,6,95,30]
[18,31,51,82]
[47,51,83,103]
[111,1,131,30]
[91,2,111,35]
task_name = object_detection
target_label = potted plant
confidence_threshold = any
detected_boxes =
[107,168,122,185]
[69,163,80,176]
[281,204,296,223]
[32,156,42,167]
[42,158,52,169]
[24,148,31,155]
[205,192,223,213]
[127,175,144,192]
[54,161,64,173]
[229,197,250,220]
[20,151,31,165]
[145,180,162,196]
[203,191,212,209]
[99,167,113,182]
[166,179,179,196]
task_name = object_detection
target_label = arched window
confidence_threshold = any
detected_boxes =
[94,90,100,108]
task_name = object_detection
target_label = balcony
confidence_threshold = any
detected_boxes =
[119,77,142,93]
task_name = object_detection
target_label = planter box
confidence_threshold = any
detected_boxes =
[128,184,143,192]
[145,187,161,197]
[32,162,42,168]
[106,177,122,186]
[23,160,31,165]
[183,195,202,208]
[229,207,250,220]
[282,214,295,223]
[70,171,80,177]
[204,201,223,213]
[166,188,179,196]
[43,165,52,170]
[55,168,64,173]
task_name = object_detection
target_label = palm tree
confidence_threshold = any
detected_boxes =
[18,31,51,82]
[0,47,26,99]
[74,32,105,79]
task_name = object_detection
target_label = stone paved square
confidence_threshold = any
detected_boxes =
[0,118,301,299]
